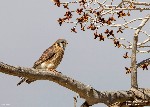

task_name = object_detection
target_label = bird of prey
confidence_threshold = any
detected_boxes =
[17,39,68,86]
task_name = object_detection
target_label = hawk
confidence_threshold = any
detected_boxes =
[17,39,68,86]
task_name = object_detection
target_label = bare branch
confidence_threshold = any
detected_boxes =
[137,58,150,68]
[137,50,150,53]
[130,14,150,89]
[1,61,150,106]
[135,15,150,36]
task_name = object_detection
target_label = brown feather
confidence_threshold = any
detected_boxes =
[33,45,55,68]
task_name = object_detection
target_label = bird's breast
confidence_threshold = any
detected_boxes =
[50,50,64,68]
[36,62,54,69]
[36,48,64,70]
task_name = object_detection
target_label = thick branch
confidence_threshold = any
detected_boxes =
[131,14,150,89]
[131,35,138,88]
[1,62,150,106]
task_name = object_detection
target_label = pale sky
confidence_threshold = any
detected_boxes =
[0,0,149,107]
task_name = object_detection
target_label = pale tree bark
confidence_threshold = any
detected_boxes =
[0,61,150,107]
[131,14,150,89]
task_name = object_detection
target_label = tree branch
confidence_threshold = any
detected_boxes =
[1,61,150,106]
[137,58,150,68]
[131,14,150,89]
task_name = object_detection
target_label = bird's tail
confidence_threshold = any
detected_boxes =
[17,77,35,86]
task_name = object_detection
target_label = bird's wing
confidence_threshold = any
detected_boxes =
[33,46,55,68]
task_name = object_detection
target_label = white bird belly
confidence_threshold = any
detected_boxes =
[40,62,54,69]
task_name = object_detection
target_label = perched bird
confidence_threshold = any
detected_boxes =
[17,39,68,86]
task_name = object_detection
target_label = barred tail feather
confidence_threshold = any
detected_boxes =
[17,78,35,86]
[17,78,26,86]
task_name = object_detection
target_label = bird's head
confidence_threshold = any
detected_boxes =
[55,39,68,50]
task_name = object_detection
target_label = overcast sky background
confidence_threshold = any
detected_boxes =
[0,0,149,107]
